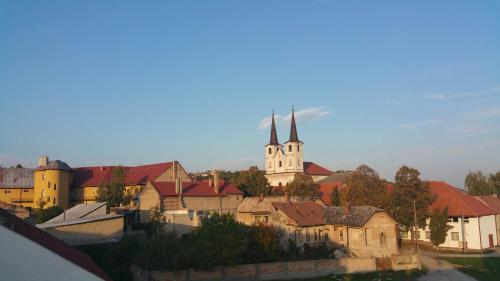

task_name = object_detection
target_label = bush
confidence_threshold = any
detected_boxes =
[36,206,63,223]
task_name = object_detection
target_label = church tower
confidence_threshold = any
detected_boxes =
[284,108,304,173]
[264,112,284,174]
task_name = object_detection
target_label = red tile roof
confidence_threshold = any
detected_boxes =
[303,162,332,176]
[272,201,325,227]
[319,182,343,205]
[427,181,495,217]
[0,208,111,281]
[477,196,500,213]
[151,181,243,197]
[72,162,173,187]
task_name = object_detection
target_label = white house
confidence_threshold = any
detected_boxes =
[403,181,498,251]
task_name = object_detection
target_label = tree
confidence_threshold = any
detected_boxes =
[246,224,284,262]
[465,171,493,195]
[232,166,270,196]
[341,165,389,209]
[429,207,452,251]
[389,166,435,233]
[490,172,500,197]
[329,187,341,206]
[36,206,63,223]
[286,173,319,199]
[148,206,166,237]
[96,166,127,208]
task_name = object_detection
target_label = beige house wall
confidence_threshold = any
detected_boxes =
[43,217,124,245]
[138,182,161,222]
[176,194,242,213]
[155,164,191,182]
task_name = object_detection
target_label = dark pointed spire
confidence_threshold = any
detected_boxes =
[269,111,279,145]
[289,107,299,142]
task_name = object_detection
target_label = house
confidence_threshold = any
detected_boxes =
[237,196,399,257]
[475,195,500,246]
[36,202,124,245]
[0,208,111,281]
[324,206,399,257]
[139,171,243,234]
[0,167,35,209]
[403,181,498,251]
[264,110,333,187]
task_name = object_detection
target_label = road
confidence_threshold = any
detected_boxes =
[417,254,477,281]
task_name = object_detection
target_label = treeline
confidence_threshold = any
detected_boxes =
[465,171,500,196]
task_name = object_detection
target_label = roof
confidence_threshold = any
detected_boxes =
[0,208,111,281]
[477,196,500,213]
[72,162,173,187]
[151,181,243,197]
[303,162,333,176]
[427,181,495,217]
[269,112,280,145]
[288,109,300,143]
[237,196,301,213]
[316,172,353,184]
[36,160,72,171]
[37,213,123,229]
[46,202,107,223]
[318,182,344,205]
[324,206,383,227]
[0,167,34,188]
[272,201,324,227]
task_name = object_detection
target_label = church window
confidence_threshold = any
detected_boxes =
[268,147,272,154]
[54,184,57,190]
[279,161,282,167]
[288,145,292,152]
[297,145,300,151]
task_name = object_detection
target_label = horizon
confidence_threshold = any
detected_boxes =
[1,1,500,188]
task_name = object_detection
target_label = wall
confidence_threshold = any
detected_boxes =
[0,188,34,208]
[0,225,105,281]
[356,213,399,257]
[496,214,500,245]
[179,194,242,214]
[154,164,191,182]
[264,173,295,187]
[43,216,124,245]
[34,169,71,209]
[138,182,161,222]
[479,215,497,249]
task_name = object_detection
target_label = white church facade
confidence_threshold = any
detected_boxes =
[264,110,333,187]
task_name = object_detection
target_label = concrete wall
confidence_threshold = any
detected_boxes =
[479,215,497,249]
[131,255,421,281]
[43,216,124,245]
[179,194,242,214]
[0,225,105,281]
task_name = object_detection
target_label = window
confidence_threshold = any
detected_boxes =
[42,174,46,180]
[47,196,50,202]
[54,184,57,190]
[314,230,318,241]
[380,232,387,246]
[339,230,344,242]
[306,230,310,242]
[449,217,459,223]
[464,217,469,223]
[53,198,56,205]
[425,231,430,239]
[324,232,329,241]
[48,181,51,188]
[279,161,282,167]
[288,145,292,152]
[4,190,11,194]
[297,145,300,151]
[23,189,29,193]
[451,232,459,241]
[268,147,272,154]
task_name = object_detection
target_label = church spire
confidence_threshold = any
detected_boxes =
[269,111,279,145]
[289,107,299,142]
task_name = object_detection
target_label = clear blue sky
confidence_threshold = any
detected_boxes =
[1,1,499,187]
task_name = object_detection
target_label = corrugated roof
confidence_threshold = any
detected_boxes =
[152,181,243,197]
[46,202,107,223]
[37,213,123,229]
[0,168,34,188]
[0,208,111,281]
[272,201,325,227]
[324,206,383,227]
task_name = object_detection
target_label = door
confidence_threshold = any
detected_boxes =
[489,234,494,248]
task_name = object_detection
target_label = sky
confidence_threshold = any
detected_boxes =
[1,1,499,188]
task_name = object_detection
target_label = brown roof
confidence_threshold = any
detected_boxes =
[237,196,301,213]
[152,181,243,197]
[0,208,111,281]
[272,201,324,227]
[303,162,332,176]
[324,206,384,227]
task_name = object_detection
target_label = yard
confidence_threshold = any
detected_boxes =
[437,256,500,281]
[279,269,426,281]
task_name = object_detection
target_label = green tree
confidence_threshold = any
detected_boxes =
[246,224,283,262]
[148,205,166,237]
[286,173,320,199]
[389,166,435,233]
[341,165,389,209]
[465,171,493,195]
[96,166,127,208]
[232,166,270,196]
[329,187,341,206]
[429,207,452,251]
[36,206,63,223]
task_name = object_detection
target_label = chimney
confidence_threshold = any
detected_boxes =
[172,161,178,181]
[175,178,182,194]
[208,177,213,187]
[213,171,220,194]
[38,155,48,167]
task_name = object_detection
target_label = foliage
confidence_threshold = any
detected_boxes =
[270,186,285,196]
[341,165,389,209]
[490,172,500,197]
[147,206,166,237]
[429,207,452,249]
[389,166,435,231]
[287,173,320,199]
[439,257,500,281]
[329,187,341,206]
[96,166,127,208]
[465,171,493,195]
[245,223,284,262]
[232,166,270,196]
[36,206,63,223]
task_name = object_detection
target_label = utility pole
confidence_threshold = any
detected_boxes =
[413,201,419,253]
[461,211,467,253]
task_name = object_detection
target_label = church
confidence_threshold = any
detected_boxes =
[264,109,333,187]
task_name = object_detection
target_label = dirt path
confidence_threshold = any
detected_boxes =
[417,254,477,281]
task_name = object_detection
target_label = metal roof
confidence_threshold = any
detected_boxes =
[0,168,34,188]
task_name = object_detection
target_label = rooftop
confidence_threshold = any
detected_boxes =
[272,201,325,227]
[323,206,383,227]
[151,181,243,197]
[0,167,34,188]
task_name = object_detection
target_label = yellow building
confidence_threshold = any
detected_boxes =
[0,168,35,209]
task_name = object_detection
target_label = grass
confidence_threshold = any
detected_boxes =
[277,269,426,281]
[438,257,500,281]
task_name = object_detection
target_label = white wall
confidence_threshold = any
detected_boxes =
[479,215,497,249]
[0,226,105,281]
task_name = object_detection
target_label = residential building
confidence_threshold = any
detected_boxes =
[0,208,111,281]
[476,195,500,246]
[0,167,35,208]
[264,110,333,187]
[36,202,124,245]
